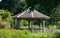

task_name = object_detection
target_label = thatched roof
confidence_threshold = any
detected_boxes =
[12,9,50,19]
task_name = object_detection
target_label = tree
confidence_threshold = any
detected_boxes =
[0,9,11,22]
[0,0,60,25]
[50,5,60,24]
[0,0,27,15]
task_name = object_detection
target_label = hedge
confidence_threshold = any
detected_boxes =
[0,29,60,38]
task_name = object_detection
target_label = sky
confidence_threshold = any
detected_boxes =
[0,0,2,2]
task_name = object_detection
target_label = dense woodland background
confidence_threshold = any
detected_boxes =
[0,0,60,27]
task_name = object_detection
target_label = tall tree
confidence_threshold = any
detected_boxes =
[0,0,25,15]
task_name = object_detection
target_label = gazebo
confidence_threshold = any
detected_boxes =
[12,8,50,32]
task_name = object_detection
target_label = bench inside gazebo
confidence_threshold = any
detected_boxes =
[12,8,50,32]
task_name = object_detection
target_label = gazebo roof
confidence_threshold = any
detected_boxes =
[12,9,50,19]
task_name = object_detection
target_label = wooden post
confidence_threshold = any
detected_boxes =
[28,20,30,30]
[43,20,46,32]
[31,20,33,32]
[40,23,43,33]
[40,19,43,33]
[28,20,32,32]
[17,19,20,29]
[13,19,15,28]
[46,19,49,32]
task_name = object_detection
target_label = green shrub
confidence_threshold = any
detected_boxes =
[0,29,60,38]
[0,24,5,28]
[52,30,60,38]
[0,9,11,21]
[20,20,28,26]
[0,29,33,38]
[0,24,10,29]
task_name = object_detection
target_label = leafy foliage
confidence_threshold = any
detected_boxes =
[0,24,10,29]
[0,9,11,21]
[31,20,40,25]
[0,0,60,27]
[0,29,60,38]
[20,20,28,26]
